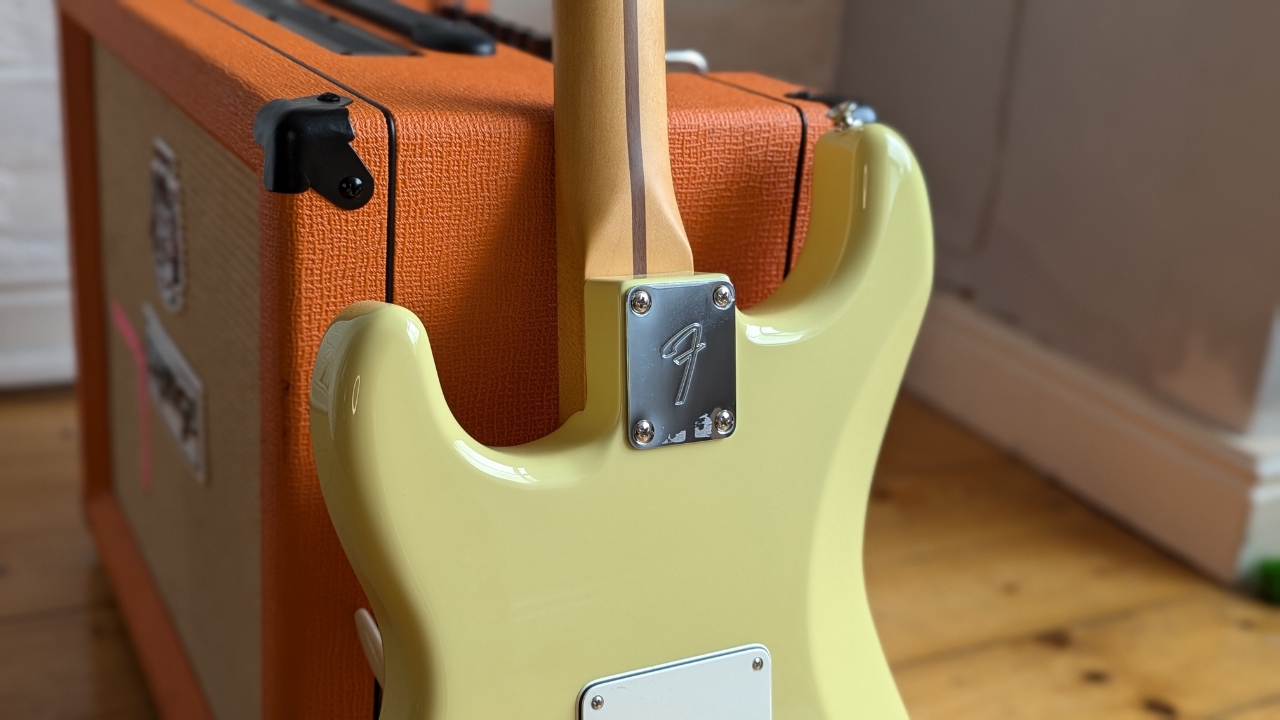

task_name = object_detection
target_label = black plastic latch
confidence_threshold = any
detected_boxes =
[253,93,374,211]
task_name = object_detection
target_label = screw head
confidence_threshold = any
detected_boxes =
[752,656,764,671]
[632,419,655,445]
[338,176,365,199]
[712,284,734,309]
[629,289,652,316]
[591,695,605,710]
[713,409,735,435]
[317,92,343,103]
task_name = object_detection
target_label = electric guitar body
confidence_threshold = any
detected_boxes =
[309,1,932,718]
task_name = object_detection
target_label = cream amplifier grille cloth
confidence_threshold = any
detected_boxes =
[96,44,262,720]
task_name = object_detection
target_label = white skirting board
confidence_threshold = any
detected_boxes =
[904,292,1280,583]
[0,281,75,389]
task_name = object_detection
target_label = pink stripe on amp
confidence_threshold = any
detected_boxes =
[110,301,153,492]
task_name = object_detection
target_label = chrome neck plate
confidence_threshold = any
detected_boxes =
[624,277,737,450]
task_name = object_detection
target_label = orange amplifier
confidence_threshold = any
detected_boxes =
[58,0,836,716]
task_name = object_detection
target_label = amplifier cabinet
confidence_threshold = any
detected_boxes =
[58,0,831,717]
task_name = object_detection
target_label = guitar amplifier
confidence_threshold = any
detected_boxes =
[58,0,834,717]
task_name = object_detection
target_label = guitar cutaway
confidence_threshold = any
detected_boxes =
[310,122,933,719]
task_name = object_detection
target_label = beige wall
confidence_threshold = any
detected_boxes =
[838,0,1280,435]
[492,0,846,87]
[0,0,73,388]
[664,0,846,87]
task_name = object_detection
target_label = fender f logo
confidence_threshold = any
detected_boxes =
[661,323,706,406]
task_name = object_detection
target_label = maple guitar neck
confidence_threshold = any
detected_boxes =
[555,0,695,417]
[554,0,693,277]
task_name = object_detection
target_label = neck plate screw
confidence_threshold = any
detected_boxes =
[712,284,733,309]
[713,409,735,435]
[632,419,655,445]
[630,289,652,316]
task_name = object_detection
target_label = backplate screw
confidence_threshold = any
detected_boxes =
[317,92,342,103]
[632,419,655,445]
[713,284,733,309]
[339,176,365,199]
[752,657,764,671]
[591,695,605,710]
[630,289,652,316]
[713,409,735,435]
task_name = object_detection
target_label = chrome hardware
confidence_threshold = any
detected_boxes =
[625,277,737,450]
[629,289,652,316]
[665,48,709,74]
[712,283,733,309]
[578,645,771,720]
[713,409,735,435]
[827,100,877,132]
[632,419,656,445]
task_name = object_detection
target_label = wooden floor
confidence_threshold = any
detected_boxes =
[1,389,1278,718]
[0,388,155,719]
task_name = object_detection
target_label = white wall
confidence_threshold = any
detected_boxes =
[492,0,846,87]
[837,0,1280,437]
[837,0,1280,579]
[0,0,74,389]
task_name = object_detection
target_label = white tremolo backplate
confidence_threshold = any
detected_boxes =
[578,644,771,720]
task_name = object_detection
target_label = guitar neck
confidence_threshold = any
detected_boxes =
[554,0,694,279]
[555,0,695,420]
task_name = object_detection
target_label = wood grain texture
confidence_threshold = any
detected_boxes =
[0,604,156,720]
[553,0,693,279]
[8,389,1278,717]
[868,395,1280,719]
[553,0,695,420]
[0,389,156,719]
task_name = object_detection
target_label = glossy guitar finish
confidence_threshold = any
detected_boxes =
[309,123,933,718]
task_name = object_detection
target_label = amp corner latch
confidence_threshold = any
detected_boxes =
[252,93,374,211]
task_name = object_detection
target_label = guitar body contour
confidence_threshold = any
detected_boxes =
[310,124,933,718]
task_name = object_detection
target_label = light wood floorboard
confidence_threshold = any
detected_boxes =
[0,388,156,719]
[0,388,1276,718]
[870,396,1280,719]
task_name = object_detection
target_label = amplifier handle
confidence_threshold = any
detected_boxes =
[325,0,496,55]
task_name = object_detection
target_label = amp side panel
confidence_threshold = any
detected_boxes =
[95,44,262,720]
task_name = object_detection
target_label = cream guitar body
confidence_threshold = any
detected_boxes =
[309,123,933,718]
